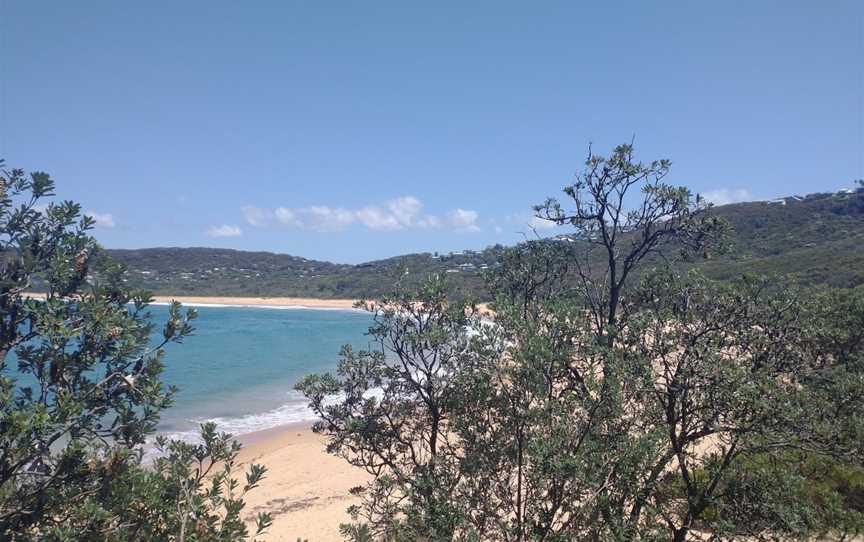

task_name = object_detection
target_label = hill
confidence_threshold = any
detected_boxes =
[103,246,504,299]
[104,188,864,299]
[697,188,864,288]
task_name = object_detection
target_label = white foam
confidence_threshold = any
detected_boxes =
[144,389,384,461]
[196,400,316,435]
[143,396,318,461]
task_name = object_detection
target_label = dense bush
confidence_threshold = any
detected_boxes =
[301,145,864,541]
[0,161,271,541]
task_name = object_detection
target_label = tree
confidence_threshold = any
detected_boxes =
[296,277,476,541]
[482,240,573,320]
[0,161,271,540]
[454,241,602,541]
[534,142,728,342]
[610,273,864,541]
[462,249,864,541]
[301,144,864,541]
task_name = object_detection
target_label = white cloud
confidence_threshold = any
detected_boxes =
[274,207,297,226]
[242,205,274,227]
[357,206,401,231]
[507,212,558,231]
[86,211,115,229]
[448,209,481,233]
[418,215,443,228]
[301,206,356,232]
[248,204,358,232]
[242,196,477,233]
[206,224,242,237]
[529,216,557,230]
[356,197,439,231]
[701,188,753,206]
[388,196,423,227]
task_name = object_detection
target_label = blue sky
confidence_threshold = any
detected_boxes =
[2,1,862,263]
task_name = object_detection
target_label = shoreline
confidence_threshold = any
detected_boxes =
[235,420,315,447]
[154,295,359,310]
[25,292,360,311]
[26,292,491,314]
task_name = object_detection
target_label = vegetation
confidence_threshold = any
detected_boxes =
[103,184,864,299]
[534,142,729,338]
[102,247,496,300]
[297,279,476,540]
[3,146,862,541]
[0,161,271,540]
[299,144,864,541]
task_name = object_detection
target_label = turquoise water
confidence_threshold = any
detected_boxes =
[151,304,372,441]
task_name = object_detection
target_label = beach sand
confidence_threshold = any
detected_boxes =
[234,424,369,542]
[151,296,358,310]
[27,293,491,315]
[25,293,359,310]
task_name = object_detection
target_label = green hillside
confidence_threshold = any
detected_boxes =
[105,189,864,299]
[697,189,864,288]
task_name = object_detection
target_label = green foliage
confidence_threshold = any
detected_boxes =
[618,272,864,540]
[301,145,864,541]
[104,183,863,298]
[296,276,477,540]
[0,161,271,540]
[30,422,273,542]
[102,247,496,300]
[534,143,730,344]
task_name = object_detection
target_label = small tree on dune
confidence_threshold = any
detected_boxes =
[297,277,476,541]
[534,142,729,343]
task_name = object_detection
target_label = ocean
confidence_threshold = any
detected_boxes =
[151,303,373,443]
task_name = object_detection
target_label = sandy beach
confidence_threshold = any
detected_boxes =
[234,424,368,542]
[25,293,359,310]
[157,294,367,540]
[26,293,492,315]
[151,296,359,310]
